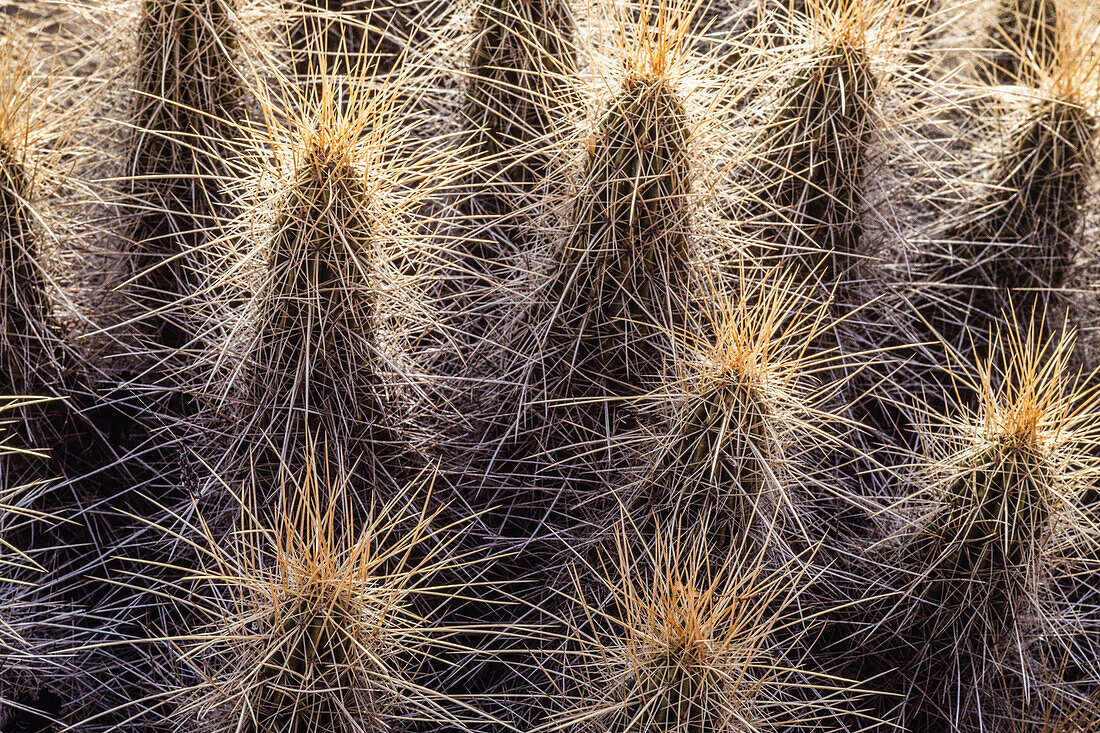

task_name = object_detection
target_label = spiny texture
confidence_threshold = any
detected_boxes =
[634,281,831,554]
[922,96,1097,351]
[147,462,470,733]
[545,74,694,402]
[647,377,772,535]
[286,0,444,79]
[984,0,1061,84]
[128,0,245,348]
[0,445,75,730]
[884,326,1100,730]
[288,0,368,79]
[464,0,576,224]
[247,98,396,494]
[0,49,71,458]
[0,140,55,403]
[549,522,847,733]
[0,477,42,707]
[6,1,1100,732]
[754,39,876,289]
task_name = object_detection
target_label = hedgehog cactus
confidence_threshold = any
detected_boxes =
[0,140,51,398]
[756,34,875,288]
[154,460,465,733]
[551,520,850,733]
[248,89,393,490]
[548,72,694,400]
[0,45,71,454]
[4,0,1100,731]
[246,584,389,731]
[609,621,728,733]
[893,324,1097,729]
[464,0,576,225]
[642,348,781,551]
[923,90,1097,352]
[564,528,755,733]
[635,277,837,554]
[984,0,1061,84]
[918,438,1050,610]
[129,0,245,348]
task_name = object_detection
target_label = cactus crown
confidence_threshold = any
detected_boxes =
[973,325,1075,454]
[172,457,456,733]
[641,278,835,541]
[554,520,835,733]
[252,79,395,433]
[241,489,399,733]
[933,323,1087,568]
[900,323,1099,719]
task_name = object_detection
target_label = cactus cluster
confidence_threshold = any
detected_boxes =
[3,0,1100,731]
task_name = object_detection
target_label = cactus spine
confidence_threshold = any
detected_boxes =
[247,92,393,492]
[757,35,875,289]
[984,0,1061,85]
[0,41,71,455]
[892,325,1094,729]
[923,94,1096,353]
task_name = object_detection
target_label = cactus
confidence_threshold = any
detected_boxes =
[549,518,859,733]
[0,33,80,465]
[463,0,577,237]
[546,73,694,401]
[128,0,245,348]
[651,377,771,525]
[752,21,876,289]
[253,110,384,431]
[238,79,411,495]
[921,90,1097,353]
[0,133,55,403]
[128,454,481,733]
[884,323,1100,729]
[511,15,699,499]
[983,0,1061,85]
[635,276,836,553]
[4,0,1100,731]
